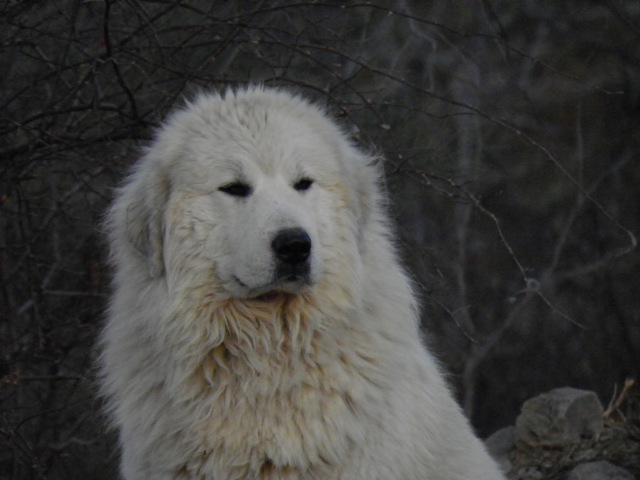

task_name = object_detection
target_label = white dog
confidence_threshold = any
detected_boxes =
[100,86,505,480]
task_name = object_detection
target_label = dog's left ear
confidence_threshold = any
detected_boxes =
[344,147,381,235]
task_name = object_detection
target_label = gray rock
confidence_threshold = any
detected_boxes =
[515,387,603,447]
[567,460,634,480]
[485,426,515,473]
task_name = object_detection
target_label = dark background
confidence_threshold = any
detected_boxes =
[1,1,639,478]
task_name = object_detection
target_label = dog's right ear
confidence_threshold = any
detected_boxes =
[121,164,170,278]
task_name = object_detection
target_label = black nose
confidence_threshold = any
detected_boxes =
[271,228,311,265]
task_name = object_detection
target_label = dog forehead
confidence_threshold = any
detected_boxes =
[153,89,354,191]
[184,102,342,172]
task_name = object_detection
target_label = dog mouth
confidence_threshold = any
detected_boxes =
[254,291,283,302]
[232,273,312,301]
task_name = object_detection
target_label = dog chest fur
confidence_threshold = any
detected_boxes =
[153,301,395,479]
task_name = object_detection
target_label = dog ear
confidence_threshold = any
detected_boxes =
[346,148,382,234]
[123,166,170,278]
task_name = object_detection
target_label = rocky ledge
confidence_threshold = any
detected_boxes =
[486,380,639,480]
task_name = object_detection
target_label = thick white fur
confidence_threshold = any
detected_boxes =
[100,87,505,480]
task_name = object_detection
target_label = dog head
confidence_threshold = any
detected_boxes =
[110,87,379,300]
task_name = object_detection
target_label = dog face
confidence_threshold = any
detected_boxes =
[187,145,327,299]
[120,88,375,300]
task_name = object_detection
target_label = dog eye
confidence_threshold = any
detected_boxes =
[293,178,314,192]
[219,182,252,197]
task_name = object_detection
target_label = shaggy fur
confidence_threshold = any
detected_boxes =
[100,87,505,480]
